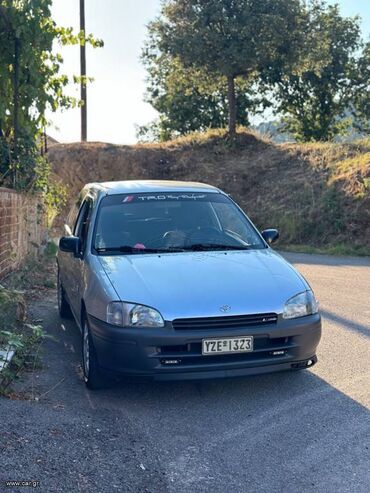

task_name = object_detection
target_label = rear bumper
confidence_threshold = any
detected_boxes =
[87,313,322,381]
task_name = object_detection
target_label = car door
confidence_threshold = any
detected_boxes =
[67,196,94,322]
[58,200,79,306]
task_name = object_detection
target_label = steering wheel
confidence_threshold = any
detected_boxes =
[139,231,184,248]
[162,230,187,248]
[187,226,224,243]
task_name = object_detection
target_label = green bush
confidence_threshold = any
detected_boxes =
[0,285,48,396]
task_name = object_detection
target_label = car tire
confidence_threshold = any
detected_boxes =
[82,317,106,390]
[57,270,72,318]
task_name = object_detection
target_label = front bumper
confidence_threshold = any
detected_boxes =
[87,313,322,381]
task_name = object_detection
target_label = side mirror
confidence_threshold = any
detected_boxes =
[59,236,81,257]
[261,229,279,245]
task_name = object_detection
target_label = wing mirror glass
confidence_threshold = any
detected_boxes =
[261,229,279,245]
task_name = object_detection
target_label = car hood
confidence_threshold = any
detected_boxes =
[98,249,308,320]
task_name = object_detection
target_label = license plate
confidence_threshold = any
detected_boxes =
[202,336,254,355]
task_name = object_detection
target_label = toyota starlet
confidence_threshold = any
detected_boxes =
[57,180,321,389]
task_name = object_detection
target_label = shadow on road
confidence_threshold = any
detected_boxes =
[321,308,370,339]
[44,309,370,490]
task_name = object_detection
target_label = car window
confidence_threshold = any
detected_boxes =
[74,198,93,252]
[94,199,218,249]
[93,192,265,253]
[66,203,79,234]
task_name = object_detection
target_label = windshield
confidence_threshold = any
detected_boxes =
[93,192,265,254]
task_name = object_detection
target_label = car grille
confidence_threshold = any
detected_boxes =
[172,313,278,330]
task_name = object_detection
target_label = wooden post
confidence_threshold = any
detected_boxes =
[80,0,87,142]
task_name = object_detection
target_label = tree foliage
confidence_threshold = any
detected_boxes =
[350,41,370,134]
[145,0,305,136]
[142,0,370,143]
[139,41,268,141]
[273,2,367,142]
[0,0,103,189]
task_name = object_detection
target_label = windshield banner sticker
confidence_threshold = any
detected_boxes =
[122,193,207,202]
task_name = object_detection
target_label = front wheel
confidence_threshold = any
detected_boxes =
[82,318,106,390]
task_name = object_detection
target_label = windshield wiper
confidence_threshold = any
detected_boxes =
[96,246,158,254]
[96,244,250,254]
[184,243,251,251]
[96,245,185,254]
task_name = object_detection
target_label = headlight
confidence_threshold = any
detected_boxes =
[107,302,164,327]
[283,291,318,319]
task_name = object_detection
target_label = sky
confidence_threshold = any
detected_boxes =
[47,0,370,145]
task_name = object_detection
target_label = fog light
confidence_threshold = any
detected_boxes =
[161,359,181,365]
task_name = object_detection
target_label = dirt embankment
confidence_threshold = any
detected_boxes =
[48,131,370,251]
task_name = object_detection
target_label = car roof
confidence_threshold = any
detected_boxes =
[85,180,221,195]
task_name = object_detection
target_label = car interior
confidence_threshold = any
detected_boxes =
[94,200,228,249]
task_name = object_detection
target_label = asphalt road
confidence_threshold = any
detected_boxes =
[1,252,369,493]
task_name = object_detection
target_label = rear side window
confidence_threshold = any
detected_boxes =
[74,198,93,252]
[66,204,79,234]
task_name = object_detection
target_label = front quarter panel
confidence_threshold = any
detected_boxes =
[269,250,313,292]
[82,254,119,322]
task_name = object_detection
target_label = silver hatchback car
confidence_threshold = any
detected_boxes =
[57,180,321,389]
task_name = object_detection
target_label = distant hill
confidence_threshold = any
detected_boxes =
[253,119,369,144]
[252,121,294,143]
[48,129,370,253]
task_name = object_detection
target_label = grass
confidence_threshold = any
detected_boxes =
[5,245,56,291]
[328,151,370,198]
[136,126,272,149]
[280,243,370,257]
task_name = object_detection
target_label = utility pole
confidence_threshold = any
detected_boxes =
[80,0,87,141]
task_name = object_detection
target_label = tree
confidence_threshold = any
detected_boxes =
[0,0,103,188]
[139,43,267,141]
[351,41,370,135]
[273,2,365,142]
[148,0,305,136]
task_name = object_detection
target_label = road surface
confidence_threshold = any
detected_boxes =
[1,252,369,493]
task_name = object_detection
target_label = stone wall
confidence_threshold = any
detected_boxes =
[0,188,45,279]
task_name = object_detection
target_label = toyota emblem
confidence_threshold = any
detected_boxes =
[219,305,231,313]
